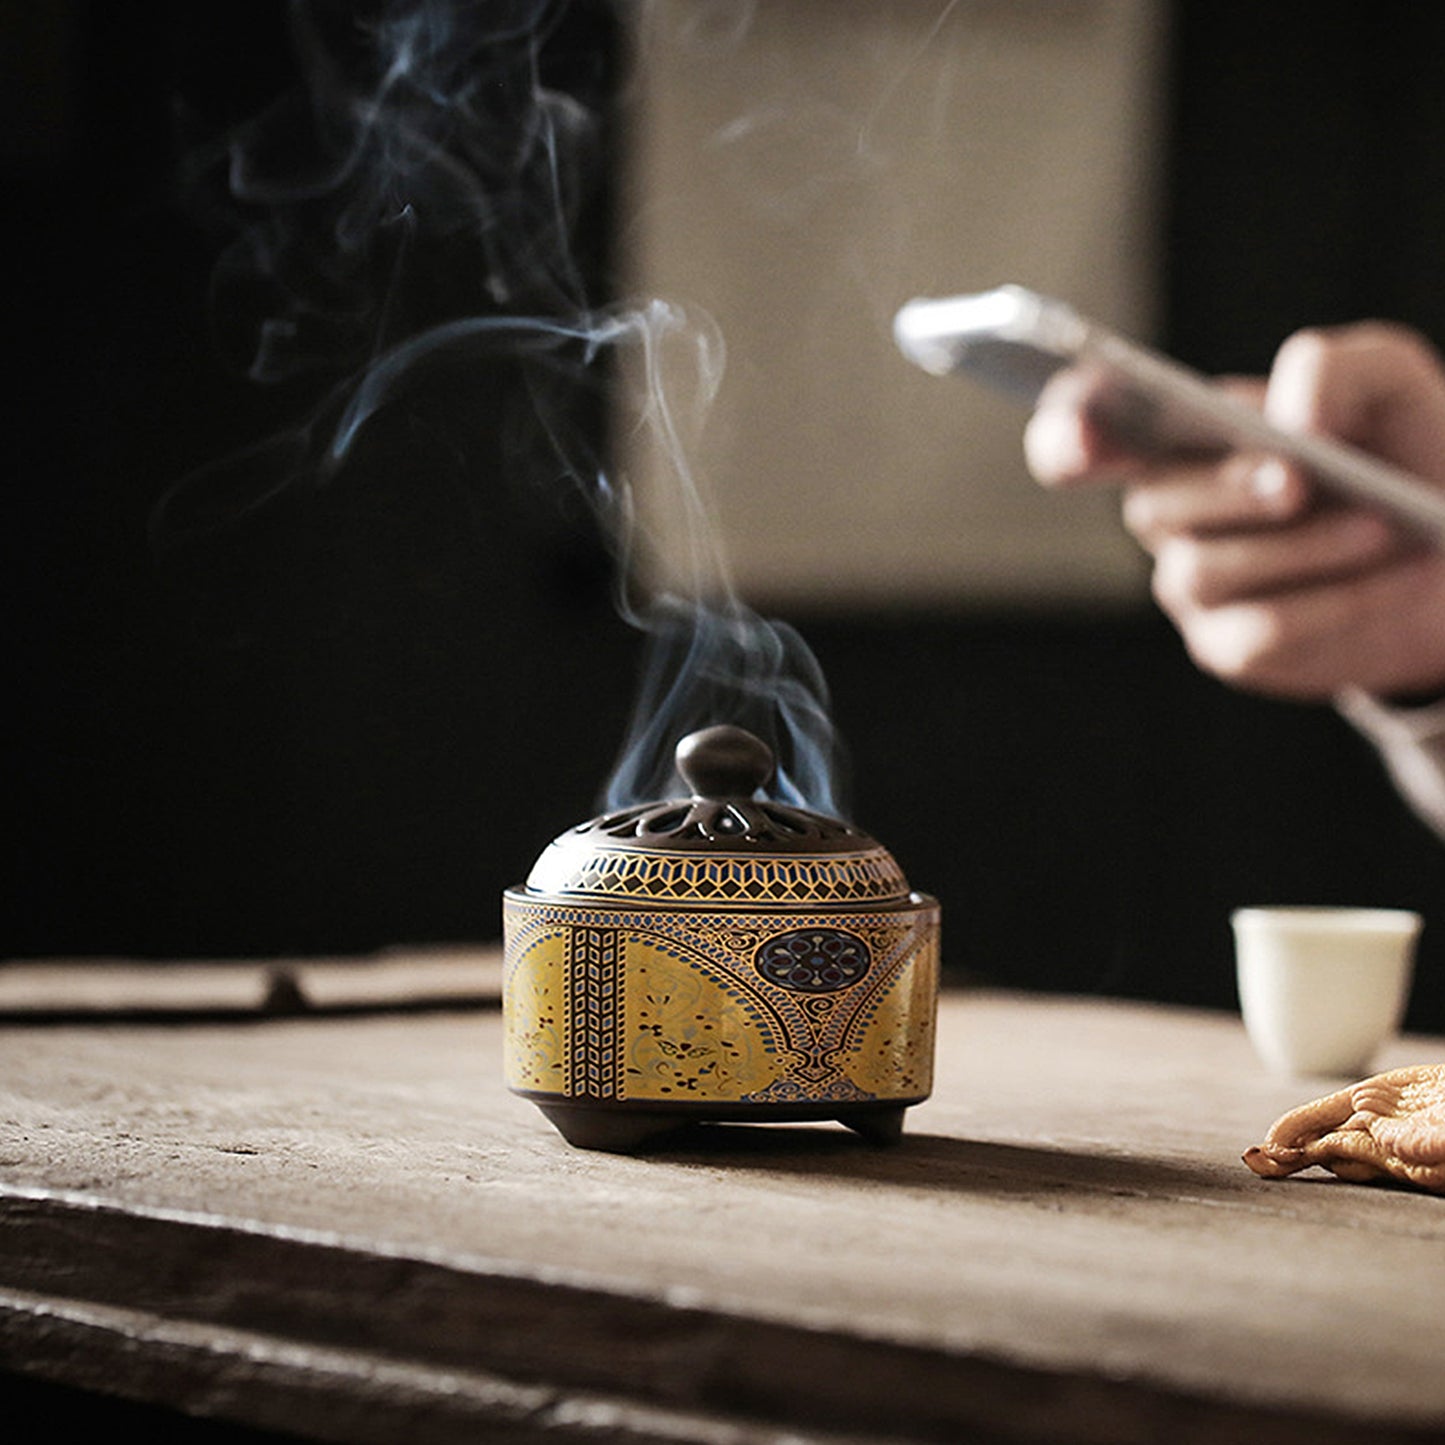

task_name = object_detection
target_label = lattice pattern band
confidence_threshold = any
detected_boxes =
[526,846,910,906]
[567,926,623,1100]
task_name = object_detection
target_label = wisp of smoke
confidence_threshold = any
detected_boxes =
[161,0,847,818]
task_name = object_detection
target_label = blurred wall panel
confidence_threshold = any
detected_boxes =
[620,0,1162,608]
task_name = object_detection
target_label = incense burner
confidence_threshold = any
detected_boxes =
[502,725,940,1151]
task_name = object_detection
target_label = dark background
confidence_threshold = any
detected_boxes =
[6,1,1445,1026]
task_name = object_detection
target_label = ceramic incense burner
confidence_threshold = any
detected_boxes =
[502,725,940,1151]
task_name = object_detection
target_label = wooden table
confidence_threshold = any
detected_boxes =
[3,955,1445,1444]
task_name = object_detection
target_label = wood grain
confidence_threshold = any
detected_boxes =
[2,984,1443,1442]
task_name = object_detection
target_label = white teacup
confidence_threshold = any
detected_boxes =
[1232,906,1423,1078]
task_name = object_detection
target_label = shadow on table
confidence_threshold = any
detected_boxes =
[649,1123,1236,1199]
[587,1116,1440,1214]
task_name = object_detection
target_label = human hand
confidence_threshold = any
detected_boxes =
[1024,324,1445,701]
[1243,1063,1445,1191]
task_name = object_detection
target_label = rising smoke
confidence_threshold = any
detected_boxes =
[162,0,845,817]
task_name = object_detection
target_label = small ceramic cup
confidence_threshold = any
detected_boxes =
[1232,906,1423,1077]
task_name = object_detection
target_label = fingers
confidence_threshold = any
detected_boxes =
[1150,505,1398,612]
[1266,324,1445,480]
[1354,1065,1445,1167]
[1241,1144,1302,1179]
[1246,1065,1445,1191]
[1370,1105,1445,1168]
[1394,1158,1445,1190]
[1160,550,1445,698]
[1026,323,1445,701]
[1242,1084,1362,1180]
[1121,456,1312,543]
[1026,370,1269,491]
[1024,369,1144,486]
[1259,1083,1359,1150]
[1350,1064,1445,1119]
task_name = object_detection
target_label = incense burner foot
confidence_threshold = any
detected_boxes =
[534,1103,681,1153]
[531,1099,916,1154]
[840,1103,908,1147]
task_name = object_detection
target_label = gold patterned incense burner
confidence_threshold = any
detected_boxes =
[502,725,940,1151]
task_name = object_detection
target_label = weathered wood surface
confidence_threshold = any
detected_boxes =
[2,972,1445,1444]
[0,946,502,1019]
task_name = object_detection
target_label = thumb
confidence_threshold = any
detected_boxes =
[1265,323,1445,485]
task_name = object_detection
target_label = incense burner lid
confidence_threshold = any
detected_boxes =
[521,725,913,906]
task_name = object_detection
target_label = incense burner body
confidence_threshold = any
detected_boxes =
[502,727,940,1151]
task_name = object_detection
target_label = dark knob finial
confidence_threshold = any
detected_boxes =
[675,726,774,798]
